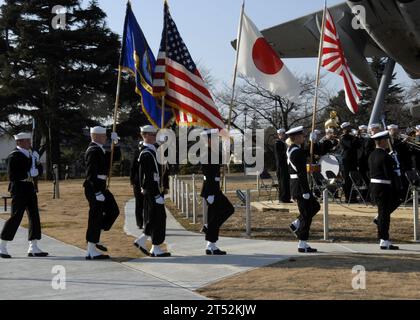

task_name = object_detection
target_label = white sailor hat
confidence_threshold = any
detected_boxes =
[285,126,304,136]
[90,126,107,134]
[368,123,381,130]
[371,131,390,140]
[13,132,32,141]
[277,128,286,134]
[314,129,321,134]
[358,125,368,130]
[416,125,420,131]
[387,124,398,130]
[200,128,220,137]
[140,125,158,133]
[340,122,351,129]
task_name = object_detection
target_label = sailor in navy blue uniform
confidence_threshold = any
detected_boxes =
[286,126,320,253]
[133,125,171,258]
[275,128,292,203]
[200,129,235,255]
[368,131,401,250]
[0,132,48,259]
[131,137,145,229]
[83,126,120,260]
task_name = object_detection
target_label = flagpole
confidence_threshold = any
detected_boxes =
[108,2,129,188]
[159,0,169,194]
[222,0,245,190]
[227,0,245,133]
[309,0,327,166]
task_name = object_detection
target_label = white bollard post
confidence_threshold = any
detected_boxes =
[256,171,260,201]
[246,189,251,237]
[174,175,178,203]
[174,176,177,206]
[414,190,419,242]
[192,174,196,224]
[176,178,180,209]
[185,183,189,219]
[169,176,173,202]
[181,182,185,213]
[202,197,208,225]
[323,189,329,241]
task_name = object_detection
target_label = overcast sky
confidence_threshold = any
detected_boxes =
[0,0,415,93]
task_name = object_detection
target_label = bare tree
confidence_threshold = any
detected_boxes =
[215,74,332,132]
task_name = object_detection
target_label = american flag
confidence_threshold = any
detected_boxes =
[152,2,225,129]
[175,109,206,127]
[321,9,361,114]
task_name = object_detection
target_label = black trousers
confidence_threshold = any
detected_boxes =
[371,184,401,241]
[206,192,235,243]
[84,187,120,243]
[295,195,320,241]
[143,192,166,245]
[1,191,41,241]
[133,186,144,229]
[277,164,291,202]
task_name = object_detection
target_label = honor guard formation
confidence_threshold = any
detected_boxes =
[1,120,419,259]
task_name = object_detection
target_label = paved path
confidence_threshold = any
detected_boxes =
[0,219,205,300]
[123,199,420,290]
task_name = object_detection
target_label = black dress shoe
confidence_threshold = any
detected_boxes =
[85,254,110,260]
[28,252,49,257]
[150,252,171,257]
[0,253,11,259]
[298,247,318,253]
[133,242,150,256]
[206,249,227,255]
[96,244,108,252]
[380,245,399,250]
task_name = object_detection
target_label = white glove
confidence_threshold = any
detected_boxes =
[32,151,40,162]
[95,193,105,202]
[309,132,318,143]
[302,193,310,200]
[207,195,215,205]
[155,196,165,205]
[111,132,120,145]
[30,167,39,177]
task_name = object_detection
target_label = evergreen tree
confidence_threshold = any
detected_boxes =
[0,0,139,177]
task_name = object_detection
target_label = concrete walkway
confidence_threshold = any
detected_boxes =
[0,219,205,300]
[123,199,420,290]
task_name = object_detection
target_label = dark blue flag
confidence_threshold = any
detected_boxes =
[120,3,173,128]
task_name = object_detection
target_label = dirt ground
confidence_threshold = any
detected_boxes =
[197,254,420,300]
[0,178,144,261]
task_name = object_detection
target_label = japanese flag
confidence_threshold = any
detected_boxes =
[237,13,301,101]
